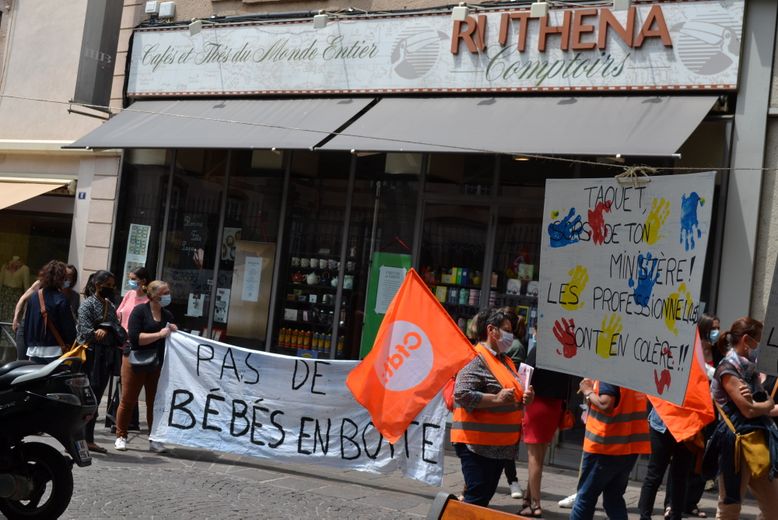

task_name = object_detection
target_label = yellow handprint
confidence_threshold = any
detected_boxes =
[596,313,623,359]
[644,197,671,245]
[664,282,694,336]
[561,265,589,311]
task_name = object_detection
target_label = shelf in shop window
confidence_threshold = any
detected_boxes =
[497,293,539,302]
[428,282,485,290]
[282,300,336,309]
[289,283,352,292]
[282,319,344,329]
[440,302,481,309]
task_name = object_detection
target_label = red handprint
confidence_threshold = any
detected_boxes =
[654,368,672,395]
[587,201,612,245]
[553,318,578,358]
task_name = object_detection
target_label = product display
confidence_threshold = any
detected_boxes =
[277,249,358,358]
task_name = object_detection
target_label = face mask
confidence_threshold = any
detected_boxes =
[63,280,72,289]
[497,329,514,353]
[747,347,759,363]
[100,287,115,299]
[709,329,720,344]
[128,280,139,290]
[159,294,172,307]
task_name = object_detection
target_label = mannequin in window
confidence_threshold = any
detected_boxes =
[0,256,31,337]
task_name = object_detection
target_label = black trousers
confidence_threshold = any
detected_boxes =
[84,346,114,443]
[637,427,693,520]
[503,459,518,484]
[455,443,505,507]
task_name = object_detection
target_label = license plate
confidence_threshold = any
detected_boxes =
[75,439,91,463]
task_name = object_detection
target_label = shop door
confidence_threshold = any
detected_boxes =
[418,203,491,335]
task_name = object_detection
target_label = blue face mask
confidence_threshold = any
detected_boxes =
[159,294,172,307]
[709,329,720,344]
[63,280,72,289]
[128,280,139,290]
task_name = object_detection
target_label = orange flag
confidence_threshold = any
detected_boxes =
[648,330,715,442]
[345,268,476,443]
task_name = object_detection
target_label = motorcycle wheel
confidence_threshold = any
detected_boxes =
[0,442,74,520]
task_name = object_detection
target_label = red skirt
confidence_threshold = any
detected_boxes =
[522,396,564,444]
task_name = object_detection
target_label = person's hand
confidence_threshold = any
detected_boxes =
[579,378,594,395]
[738,382,753,401]
[523,384,535,406]
[12,316,19,332]
[159,326,171,339]
[496,387,516,403]
[168,323,178,332]
[94,329,107,341]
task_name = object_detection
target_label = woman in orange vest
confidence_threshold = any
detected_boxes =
[451,307,534,508]
[570,378,650,520]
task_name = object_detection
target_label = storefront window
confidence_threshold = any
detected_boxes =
[419,203,490,334]
[215,150,284,349]
[426,153,494,196]
[161,150,228,337]
[348,154,418,359]
[273,151,351,357]
[113,149,171,295]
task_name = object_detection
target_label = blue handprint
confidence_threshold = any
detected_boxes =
[680,192,704,251]
[548,208,583,248]
[629,252,659,307]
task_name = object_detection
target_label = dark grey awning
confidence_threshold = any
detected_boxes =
[66,98,374,150]
[321,96,718,156]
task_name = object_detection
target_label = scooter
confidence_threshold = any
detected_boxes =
[0,356,97,519]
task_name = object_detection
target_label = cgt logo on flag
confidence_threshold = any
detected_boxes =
[375,321,433,390]
[347,269,476,444]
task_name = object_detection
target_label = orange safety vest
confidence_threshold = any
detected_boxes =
[450,343,524,446]
[583,381,650,456]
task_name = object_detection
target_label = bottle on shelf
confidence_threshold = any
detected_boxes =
[337,336,345,357]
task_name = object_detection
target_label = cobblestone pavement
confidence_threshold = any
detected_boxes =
[52,401,759,519]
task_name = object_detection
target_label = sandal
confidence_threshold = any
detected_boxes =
[685,507,707,518]
[518,504,543,518]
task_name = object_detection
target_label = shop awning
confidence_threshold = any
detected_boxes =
[0,178,70,210]
[66,98,375,150]
[321,96,718,156]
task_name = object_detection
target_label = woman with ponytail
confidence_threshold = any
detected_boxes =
[114,280,177,453]
[116,266,151,331]
[707,317,778,519]
[77,270,126,454]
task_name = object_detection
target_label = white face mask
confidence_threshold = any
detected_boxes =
[497,329,514,353]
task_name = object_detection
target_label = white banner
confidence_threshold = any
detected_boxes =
[128,1,743,97]
[758,258,778,376]
[151,332,448,486]
[538,172,715,404]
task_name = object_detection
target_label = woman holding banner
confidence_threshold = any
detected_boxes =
[114,280,177,453]
[451,307,534,509]
[707,317,778,519]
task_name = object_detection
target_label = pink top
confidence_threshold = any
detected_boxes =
[116,290,149,331]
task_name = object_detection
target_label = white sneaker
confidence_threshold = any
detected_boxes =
[558,493,577,509]
[114,437,127,451]
[149,440,167,453]
[509,481,523,499]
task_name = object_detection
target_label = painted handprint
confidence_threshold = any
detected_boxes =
[628,252,659,307]
[664,282,694,336]
[680,192,704,251]
[587,201,612,245]
[548,208,583,248]
[654,368,672,395]
[561,265,589,311]
[596,313,623,359]
[553,317,577,359]
[644,197,671,245]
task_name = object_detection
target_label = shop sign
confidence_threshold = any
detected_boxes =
[537,172,715,405]
[151,332,448,486]
[128,0,743,97]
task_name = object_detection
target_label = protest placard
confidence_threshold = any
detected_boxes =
[538,172,715,404]
[151,332,447,485]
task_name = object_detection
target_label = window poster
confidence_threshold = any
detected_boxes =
[121,223,151,296]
